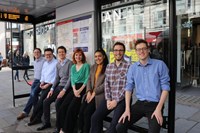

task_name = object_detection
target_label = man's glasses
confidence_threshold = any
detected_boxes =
[113,49,124,52]
[135,47,148,52]
[45,54,53,56]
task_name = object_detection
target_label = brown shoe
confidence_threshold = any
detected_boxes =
[17,112,27,120]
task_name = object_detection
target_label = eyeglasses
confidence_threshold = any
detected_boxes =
[45,54,53,56]
[113,49,124,52]
[135,47,148,52]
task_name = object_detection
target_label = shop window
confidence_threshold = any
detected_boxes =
[6,22,20,30]
[153,10,166,28]
[36,22,56,55]
[187,0,191,8]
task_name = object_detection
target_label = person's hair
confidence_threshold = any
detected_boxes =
[113,42,126,51]
[14,49,19,57]
[72,48,86,64]
[23,51,28,57]
[95,49,109,74]
[44,48,53,53]
[34,48,42,53]
[135,39,148,48]
[57,46,67,53]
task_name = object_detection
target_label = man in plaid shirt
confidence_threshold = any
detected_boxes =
[90,42,130,133]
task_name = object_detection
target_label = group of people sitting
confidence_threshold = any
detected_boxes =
[17,39,170,133]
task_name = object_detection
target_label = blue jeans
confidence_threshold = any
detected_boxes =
[23,79,41,115]
[14,70,19,80]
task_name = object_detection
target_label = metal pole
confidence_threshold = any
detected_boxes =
[33,24,37,49]
[94,0,102,49]
[10,22,15,107]
[168,0,176,132]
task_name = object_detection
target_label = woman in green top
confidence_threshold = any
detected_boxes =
[60,48,90,133]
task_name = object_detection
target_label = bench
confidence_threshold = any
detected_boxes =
[104,115,168,133]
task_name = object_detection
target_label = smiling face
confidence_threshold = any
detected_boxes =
[113,45,125,61]
[95,52,104,65]
[58,48,66,60]
[74,52,83,63]
[44,51,53,62]
[33,49,41,59]
[135,42,150,61]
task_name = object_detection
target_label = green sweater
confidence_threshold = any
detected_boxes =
[71,63,90,86]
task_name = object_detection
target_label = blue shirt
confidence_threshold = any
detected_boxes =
[40,58,57,84]
[34,56,45,80]
[125,58,170,102]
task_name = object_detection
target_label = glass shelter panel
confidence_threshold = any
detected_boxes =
[176,0,200,87]
[6,22,34,106]
[101,1,169,63]
[101,0,169,131]
[36,21,56,55]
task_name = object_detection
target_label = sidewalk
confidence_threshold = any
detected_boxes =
[0,67,200,133]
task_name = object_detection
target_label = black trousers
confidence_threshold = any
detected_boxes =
[62,83,86,133]
[55,89,74,131]
[23,69,29,79]
[30,84,51,122]
[43,86,71,124]
[90,99,125,133]
[116,100,161,133]
[78,97,96,133]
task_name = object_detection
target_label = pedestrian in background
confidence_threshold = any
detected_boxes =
[13,50,22,82]
[0,52,3,70]
[22,51,30,80]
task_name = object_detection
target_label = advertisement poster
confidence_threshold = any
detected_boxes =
[80,27,89,43]
[109,50,139,63]
[56,15,92,53]
[57,20,73,58]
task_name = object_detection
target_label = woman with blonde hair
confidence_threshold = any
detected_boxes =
[22,51,30,80]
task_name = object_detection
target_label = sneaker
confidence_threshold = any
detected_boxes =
[17,112,27,120]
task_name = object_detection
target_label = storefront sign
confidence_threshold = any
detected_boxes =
[102,9,122,22]
[182,21,192,28]
[36,24,54,35]
[102,5,143,22]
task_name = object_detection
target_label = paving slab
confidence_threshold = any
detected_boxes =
[175,104,199,119]
[175,118,197,133]
[189,111,200,123]
[187,123,200,133]
[0,118,10,129]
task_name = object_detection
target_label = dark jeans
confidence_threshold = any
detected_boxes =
[14,70,19,80]
[78,97,96,133]
[30,84,52,122]
[62,83,86,133]
[23,69,29,79]
[90,99,125,133]
[116,100,161,133]
[23,79,41,115]
[43,86,71,124]
[0,61,1,66]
